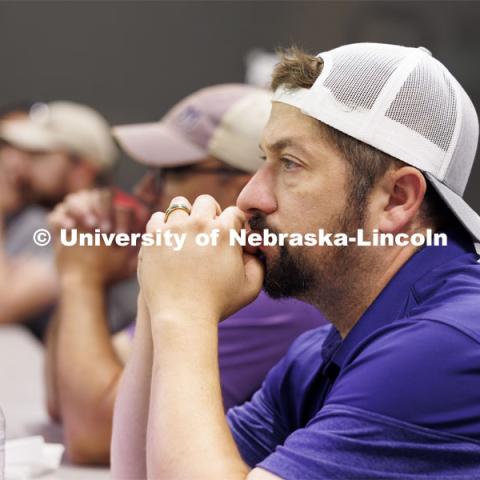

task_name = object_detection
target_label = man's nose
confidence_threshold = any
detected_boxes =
[236,166,277,217]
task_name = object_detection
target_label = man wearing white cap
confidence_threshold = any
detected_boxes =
[112,45,480,478]
[47,84,325,465]
[0,101,119,336]
[0,101,117,207]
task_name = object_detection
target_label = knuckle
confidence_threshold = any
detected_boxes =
[196,194,214,203]
[151,211,164,222]
[67,190,85,202]
[190,217,207,230]
[146,212,163,232]
[219,222,230,234]
[170,196,189,205]
[167,223,183,235]
[219,225,231,240]
[64,193,76,205]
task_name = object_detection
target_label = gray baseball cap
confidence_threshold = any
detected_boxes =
[113,84,272,173]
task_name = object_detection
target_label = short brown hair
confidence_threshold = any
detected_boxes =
[271,46,453,230]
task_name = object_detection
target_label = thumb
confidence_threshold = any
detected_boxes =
[242,253,264,300]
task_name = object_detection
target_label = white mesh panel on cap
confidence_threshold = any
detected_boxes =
[443,77,479,195]
[322,43,407,112]
[386,57,457,152]
[285,44,446,174]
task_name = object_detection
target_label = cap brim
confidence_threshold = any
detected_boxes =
[0,120,61,152]
[112,122,207,168]
[425,173,480,243]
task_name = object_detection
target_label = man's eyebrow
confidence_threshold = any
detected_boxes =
[262,138,310,156]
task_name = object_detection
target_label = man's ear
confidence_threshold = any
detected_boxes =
[373,166,427,234]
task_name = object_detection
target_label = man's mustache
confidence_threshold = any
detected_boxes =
[248,212,278,235]
[247,212,283,265]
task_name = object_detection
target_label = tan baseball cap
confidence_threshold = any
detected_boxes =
[113,84,272,173]
[0,101,118,172]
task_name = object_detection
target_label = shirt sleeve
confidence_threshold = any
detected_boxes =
[257,320,480,479]
[258,404,480,479]
[5,206,54,259]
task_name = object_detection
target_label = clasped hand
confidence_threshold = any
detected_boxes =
[138,194,264,325]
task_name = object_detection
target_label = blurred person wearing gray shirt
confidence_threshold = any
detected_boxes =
[0,101,136,339]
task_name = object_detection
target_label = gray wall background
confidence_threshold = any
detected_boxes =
[1,0,479,212]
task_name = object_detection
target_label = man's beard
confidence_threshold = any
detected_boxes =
[248,200,367,303]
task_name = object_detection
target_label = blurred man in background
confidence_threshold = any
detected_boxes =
[0,101,118,338]
[0,101,54,333]
[46,84,326,465]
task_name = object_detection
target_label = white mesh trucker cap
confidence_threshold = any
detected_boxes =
[273,43,480,243]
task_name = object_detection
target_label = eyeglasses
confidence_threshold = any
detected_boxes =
[152,164,248,193]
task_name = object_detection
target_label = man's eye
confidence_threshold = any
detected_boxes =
[281,158,299,171]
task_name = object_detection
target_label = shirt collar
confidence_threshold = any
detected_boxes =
[329,228,476,371]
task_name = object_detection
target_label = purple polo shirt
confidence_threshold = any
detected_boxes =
[228,228,480,478]
[128,292,326,410]
[218,292,325,410]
